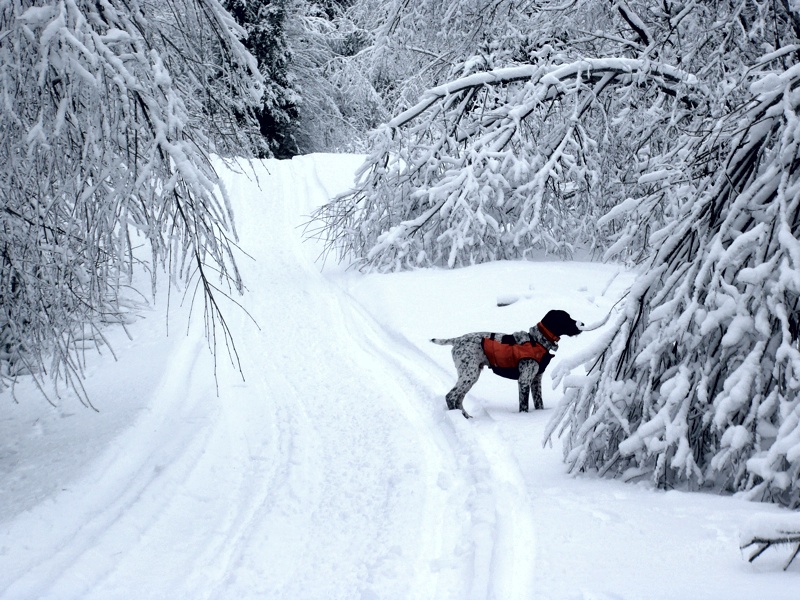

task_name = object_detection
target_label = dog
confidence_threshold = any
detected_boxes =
[431,310,583,418]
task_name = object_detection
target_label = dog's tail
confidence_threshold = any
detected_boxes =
[430,337,456,346]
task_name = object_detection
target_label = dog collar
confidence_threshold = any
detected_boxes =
[537,322,560,343]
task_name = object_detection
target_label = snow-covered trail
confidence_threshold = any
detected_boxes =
[0,155,535,599]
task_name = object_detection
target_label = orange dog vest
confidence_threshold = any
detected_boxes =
[481,337,548,369]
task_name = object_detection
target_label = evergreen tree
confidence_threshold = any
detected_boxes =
[224,0,300,158]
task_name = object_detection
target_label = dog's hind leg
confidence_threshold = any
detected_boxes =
[445,365,481,419]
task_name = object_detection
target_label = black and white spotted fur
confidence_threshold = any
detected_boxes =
[431,310,583,418]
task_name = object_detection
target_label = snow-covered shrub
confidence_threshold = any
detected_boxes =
[310,0,800,270]
[546,61,800,507]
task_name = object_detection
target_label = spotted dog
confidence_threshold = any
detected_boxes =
[431,310,583,418]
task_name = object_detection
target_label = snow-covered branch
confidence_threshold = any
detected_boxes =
[311,57,697,271]
[389,58,695,129]
[741,514,800,570]
[0,0,262,403]
[546,62,800,507]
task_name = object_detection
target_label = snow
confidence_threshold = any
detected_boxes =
[1,154,798,598]
[741,513,800,545]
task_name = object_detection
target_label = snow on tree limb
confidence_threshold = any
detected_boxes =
[741,514,800,570]
[311,57,698,271]
[389,59,696,130]
[0,0,262,404]
[546,62,800,507]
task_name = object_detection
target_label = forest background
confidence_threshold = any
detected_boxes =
[2,0,800,515]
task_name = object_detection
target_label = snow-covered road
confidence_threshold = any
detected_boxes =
[1,155,798,599]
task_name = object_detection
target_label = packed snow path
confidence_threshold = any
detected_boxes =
[0,156,534,599]
[2,155,798,599]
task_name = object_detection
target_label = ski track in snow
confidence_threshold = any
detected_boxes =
[2,154,799,599]
[342,248,800,600]
[0,155,532,599]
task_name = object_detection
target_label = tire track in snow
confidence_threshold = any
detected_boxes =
[246,153,538,598]
[1,159,344,598]
[203,156,469,599]
[467,415,538,599]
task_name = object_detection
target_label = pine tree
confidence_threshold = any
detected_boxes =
[224,0,300,157]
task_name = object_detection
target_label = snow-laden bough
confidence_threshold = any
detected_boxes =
[577,292,629,332]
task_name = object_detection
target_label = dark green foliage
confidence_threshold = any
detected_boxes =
[225,0,300,157]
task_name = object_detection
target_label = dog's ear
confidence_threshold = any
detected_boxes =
[541,309,583,337]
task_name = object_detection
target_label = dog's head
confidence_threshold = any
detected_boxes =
[540,310,583,337]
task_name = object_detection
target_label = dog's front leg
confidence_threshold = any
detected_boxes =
[531,375,544,410]
[517,360,539,412]
[518,380,530,412]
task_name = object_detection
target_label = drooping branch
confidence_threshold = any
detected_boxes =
[545,63,800,507]
[741,514,800,570]
[0,0,262,403]
[310,57,698,271]
[389,58,695,130]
